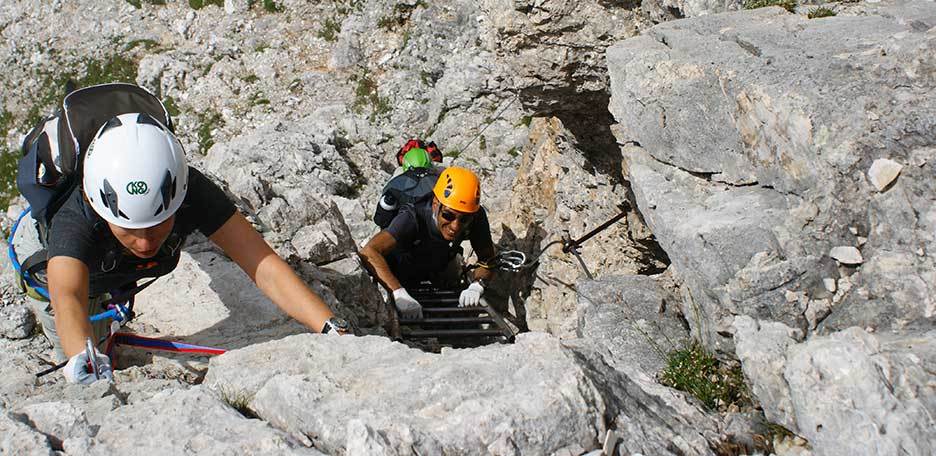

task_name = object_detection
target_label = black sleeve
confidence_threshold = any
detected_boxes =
[468,207,495,258]
[384,204,418,246]
[46,190,101,267]
[177,167,237,237]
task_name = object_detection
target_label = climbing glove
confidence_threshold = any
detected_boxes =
[393,288,423,320]
[63,348,113,385]
[459,281,485,307]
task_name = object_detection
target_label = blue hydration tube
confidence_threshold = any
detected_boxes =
[7,206,50,300]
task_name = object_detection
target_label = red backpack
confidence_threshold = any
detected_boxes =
[396,139,443,166]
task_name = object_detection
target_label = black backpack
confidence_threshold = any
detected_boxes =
[16,83,173,245]
[373,166,442,228]
[10,83,173,300]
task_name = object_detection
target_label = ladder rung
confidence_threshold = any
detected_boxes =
[399,317,495,325]
[403,329,507,338]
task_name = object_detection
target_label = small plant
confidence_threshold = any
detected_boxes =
[658,341,750,411]
[195,110,225,155]
[807,7,835,18]
[351,71,392,121]
[126,0,167,7]
[318,17,341,42]
[162,96,182,118]
[242,74,260,84]
[0,110,19,210]
[517,115,533,128]
[124,39,160,52]
[262,0,283,13]
[506,147,520,157]
[743,0,797,12]
[478,135,487,151]
[401,29,412,49]
[189,0,223,9]
[217,387,257,419]
[377,15,397,30]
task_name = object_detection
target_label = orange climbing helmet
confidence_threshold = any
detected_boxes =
[433,167,481,213]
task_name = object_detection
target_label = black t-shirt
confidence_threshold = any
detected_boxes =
[47,167,236,296]
[384,198,493,285]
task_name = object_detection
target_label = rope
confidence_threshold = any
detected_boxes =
[108,333,227,356]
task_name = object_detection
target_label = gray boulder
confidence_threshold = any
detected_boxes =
[735,320,936,455]
[0,412,54,456]
[607,2,936,349]
[81,387,322,455]
[577,274,689,374]
[15,401,93,450]
[205,333,609,454]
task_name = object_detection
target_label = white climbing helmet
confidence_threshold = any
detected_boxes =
[82,113,188,229]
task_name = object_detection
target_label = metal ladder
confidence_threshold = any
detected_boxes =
[393,287,516,348]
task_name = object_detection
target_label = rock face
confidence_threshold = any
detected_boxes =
[608,2,936,350]
[496,117,668,335]
[1,0,934,454]
[735,317,936,455]
[80,388,322,455]
[577,274,688,374]
[206,333,608,454]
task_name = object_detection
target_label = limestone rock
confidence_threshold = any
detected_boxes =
[607,1,936,347]
[868,158,903,191]
[736,322,936,455]
[15,401,93,449]
[732,316,800,430]
[0,412,54,455]
[206,333,609,454]
[83,387,322,454]
[0,304,35,340]
[828,246,863,265]
[576,274,689,374]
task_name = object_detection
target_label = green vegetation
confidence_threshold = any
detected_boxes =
[350,71,391,121]
[807,7,836,18]
[217,388,257,419]
[163,96,182,118]
[0,110,19,210]
[25,54,140,128]
[124,39,161,52]
[125,0,167,7]
[377,15,398,30]
[188,0,224,9]
[743,0,797,12]
[517,115,533,128]
[478,135,487,151]
[659,341,750,411]
[242,74,260,84]
[248,92,271,107]
[318,17,341,42]
[195,110,225,155]
[506,146,520,157]
[256,0,284,13]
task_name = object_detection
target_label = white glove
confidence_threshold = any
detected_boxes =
[393,288,423,320]
[63,348,113,385]
[459,282,485,307]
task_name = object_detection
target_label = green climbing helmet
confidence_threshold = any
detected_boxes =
[401,147,433,171]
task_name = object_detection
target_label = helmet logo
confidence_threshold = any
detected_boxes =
[444,176,453,198]
[126,181,149,195]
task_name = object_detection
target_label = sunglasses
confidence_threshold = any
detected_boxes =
[439,207,473,223]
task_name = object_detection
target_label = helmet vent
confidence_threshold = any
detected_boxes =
[137,113,163,130]
[99,116,123,136]
[159,170,173,211]
[101,179,121,219]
